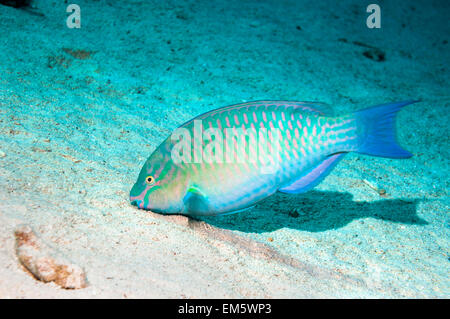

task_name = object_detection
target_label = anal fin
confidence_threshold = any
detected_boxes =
[217,205,255,216]
[278,153,345,194]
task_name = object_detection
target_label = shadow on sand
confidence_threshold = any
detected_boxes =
[199,190,426,233]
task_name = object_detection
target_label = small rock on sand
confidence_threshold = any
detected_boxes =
[14,225,87,289]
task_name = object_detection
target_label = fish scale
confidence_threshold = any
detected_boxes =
[130,100,415,216]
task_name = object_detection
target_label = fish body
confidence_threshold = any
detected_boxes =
[130,100,414,216]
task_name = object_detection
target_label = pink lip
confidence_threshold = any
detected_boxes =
[130,185,150,207]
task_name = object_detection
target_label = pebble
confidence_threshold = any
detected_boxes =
[288,209,300,218]
[0,150,5,158]
[14,225,87,289]
[363,48,386,62]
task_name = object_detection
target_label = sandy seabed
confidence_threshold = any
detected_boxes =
[0,0,448,298]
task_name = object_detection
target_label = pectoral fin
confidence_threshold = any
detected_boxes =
[182,186,210,215]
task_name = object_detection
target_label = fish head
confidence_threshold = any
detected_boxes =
[130,147,185,214]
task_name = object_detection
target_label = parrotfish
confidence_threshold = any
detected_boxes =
[130,100,414,216]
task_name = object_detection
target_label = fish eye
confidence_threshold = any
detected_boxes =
[145,175,155,185]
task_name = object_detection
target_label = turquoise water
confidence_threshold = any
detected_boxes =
[0,0,448,297]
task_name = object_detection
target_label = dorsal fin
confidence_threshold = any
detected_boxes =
[180,101,334,128]
[287,101,334,116]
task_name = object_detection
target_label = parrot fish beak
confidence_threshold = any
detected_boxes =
[130,198,144,209]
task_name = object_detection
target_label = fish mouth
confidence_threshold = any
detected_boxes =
[130,184,150,209]
[130,199,144,209]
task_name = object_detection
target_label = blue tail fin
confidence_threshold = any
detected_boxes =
[354,100,416,158]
